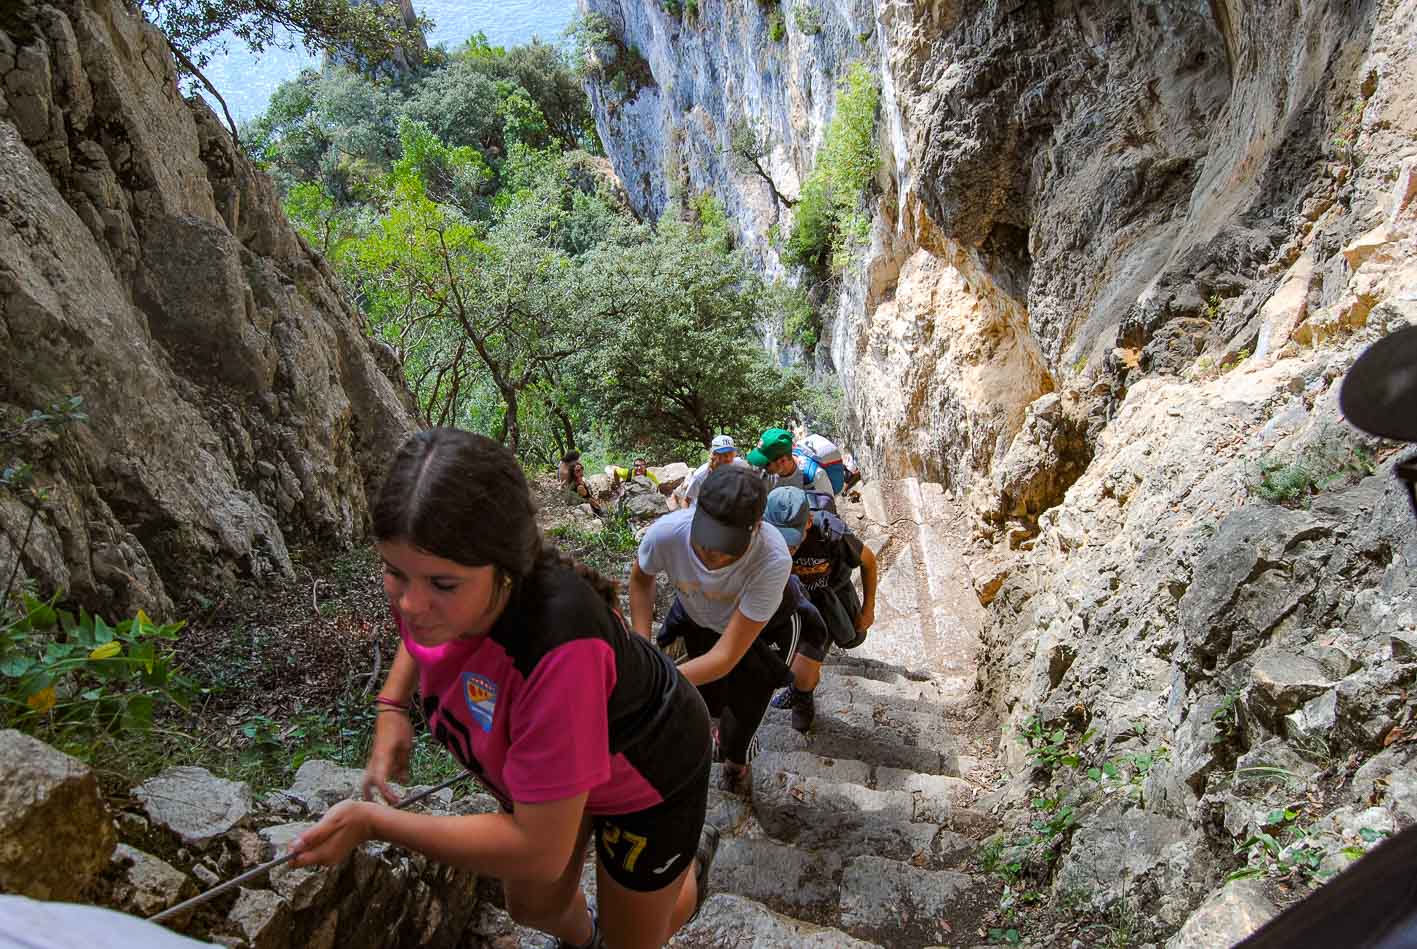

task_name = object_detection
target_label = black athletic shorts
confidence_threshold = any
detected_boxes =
[591,750,710,892]
[499,754,710,893]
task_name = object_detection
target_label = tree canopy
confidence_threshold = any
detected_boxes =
[258,32,824,468]
[129,0,429,69]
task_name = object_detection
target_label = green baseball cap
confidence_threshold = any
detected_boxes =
[747,428,794,467]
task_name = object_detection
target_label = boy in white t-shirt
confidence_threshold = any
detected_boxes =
[631,466,814,792]
[670,434,748,510]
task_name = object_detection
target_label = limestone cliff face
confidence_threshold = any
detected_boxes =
[588,0,1417,929]
[0,0,415,617]
[581,0,1394,490]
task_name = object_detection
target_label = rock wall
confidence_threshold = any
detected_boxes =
[0,731,486,947]
[0,0,416,618]
[586,0,1417,935]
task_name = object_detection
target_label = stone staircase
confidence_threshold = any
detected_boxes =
[479,479,1003,949]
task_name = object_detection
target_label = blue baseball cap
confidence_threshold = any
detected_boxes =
[764,486,810,547]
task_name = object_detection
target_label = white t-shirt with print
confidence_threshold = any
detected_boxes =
[637,508,791,629]
[680,457,751,506]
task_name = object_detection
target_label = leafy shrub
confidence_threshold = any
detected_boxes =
[1018,716,1093,771]
[768,13,786,41]
[793,4,824,34]
[1250,442,1375,506]
[772,282,819,349]
[2,396,191,748]
[784,63,879,275]
[1,595,190,738]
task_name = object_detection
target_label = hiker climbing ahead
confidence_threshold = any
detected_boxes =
[748,428,835,498]
[288,429,717,949]
[670,434,748,510]
[762,486,879,729]
[630,466,823,794]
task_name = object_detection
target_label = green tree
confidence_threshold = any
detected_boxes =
[244,65,401,201]
[575,218,801,456]
[348,126,594,451]
[128,0,429,70]
[401,56,506,151]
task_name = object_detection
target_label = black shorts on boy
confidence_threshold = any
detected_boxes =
[659,577,828,766]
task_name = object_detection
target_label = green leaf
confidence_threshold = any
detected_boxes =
[1087,767,1102,782]
[122,694,154,732]
[88,641,123,661]
[22,595,57,630]
[0,655,35,677]
[93,615,114,644]
[130,641,156,674]
[1358,827,1387,843]
[43,642,77,663]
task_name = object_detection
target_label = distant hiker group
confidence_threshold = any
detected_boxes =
[626,426,876,795]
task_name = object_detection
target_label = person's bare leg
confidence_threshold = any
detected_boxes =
[790,654,821,692]
[596,854,696,948]
[502,817,595,945]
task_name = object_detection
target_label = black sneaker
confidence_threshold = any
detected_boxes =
[717,761,750,795]
[772,686,816,733]
[791,690,815,733]
[687,823,721,924]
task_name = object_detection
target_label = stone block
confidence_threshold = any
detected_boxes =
[284,760,373,816]
[111,844,194,917]
[259,823,337,911]
[228,887,290,949]
[710,838,842,916]
[838,857,974,945]
[135,766,253,847]
[0,730,117,900]
[674,894,881,947]
[1165,879,1277,949]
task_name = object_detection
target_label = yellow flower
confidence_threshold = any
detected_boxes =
[26,687,56,712]
[88,642,122,660]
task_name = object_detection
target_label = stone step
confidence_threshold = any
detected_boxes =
[823,651,934,684]
[710,836,844,922]
[819,670,942,705]
[812,679,971,733]
[705,783,752,834]
[760,694,962,775]
[709,838,993,947]
[749,752,975,868]
[838,855,993,947]
[670,894,881,948]
[755,716,959,776]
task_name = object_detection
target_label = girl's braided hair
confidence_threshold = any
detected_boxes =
[372,428,619,611]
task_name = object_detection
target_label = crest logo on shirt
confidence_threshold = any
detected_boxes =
[461,672,498,732]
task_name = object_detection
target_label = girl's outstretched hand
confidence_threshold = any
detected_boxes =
[363,710,414,804]
[288,800,375,868]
